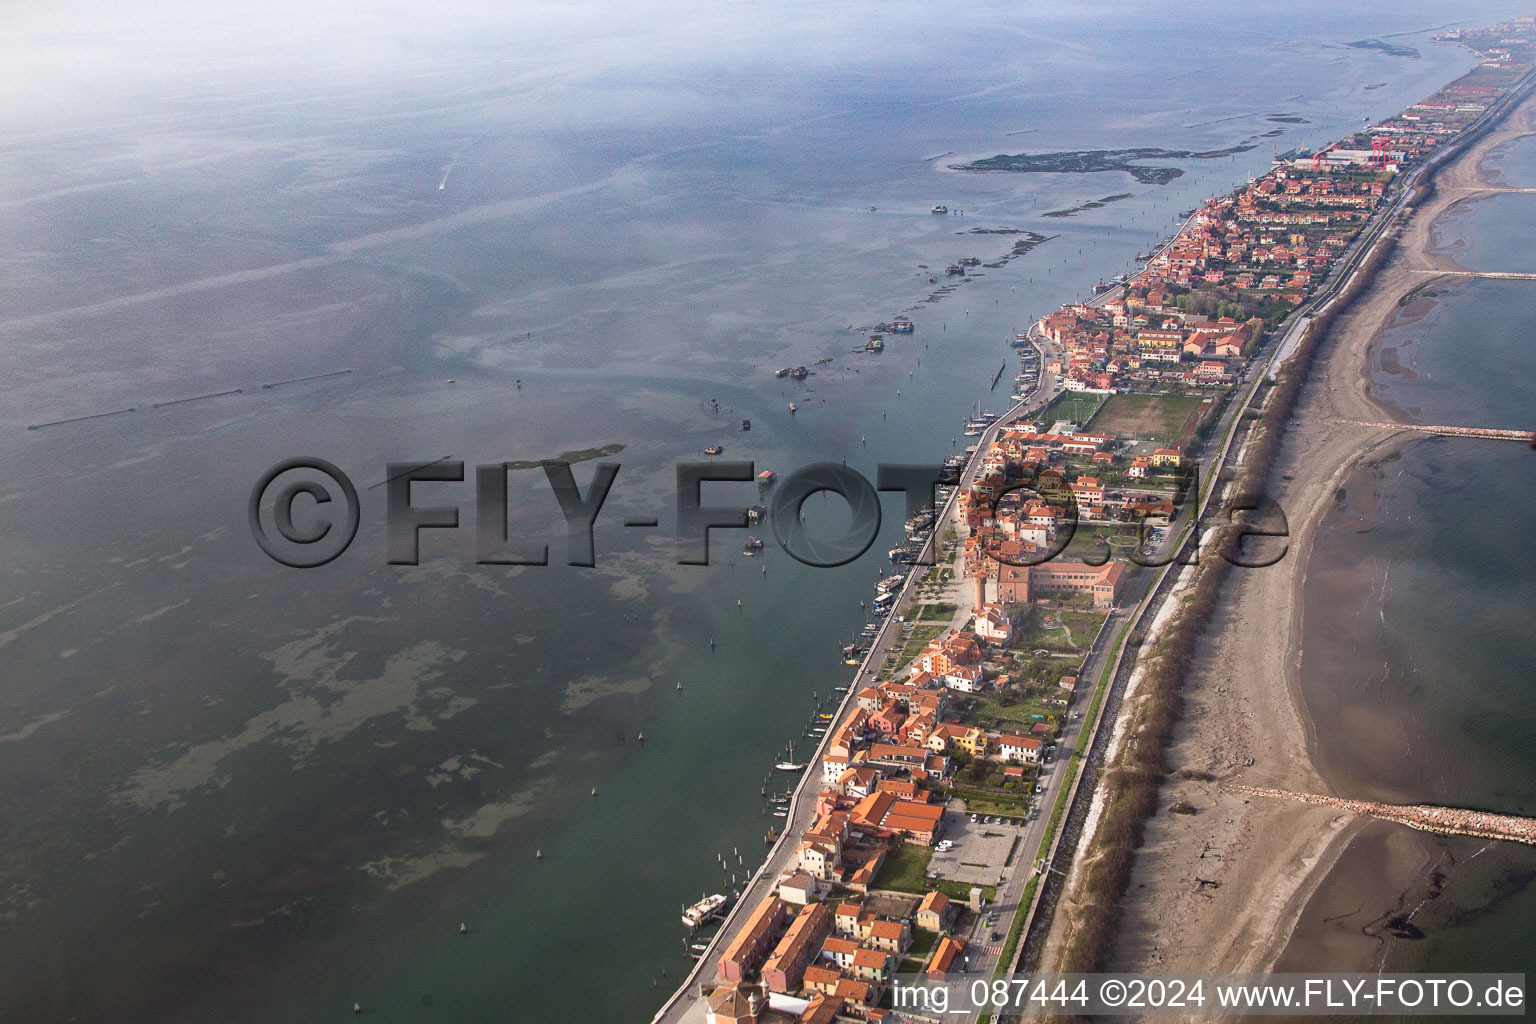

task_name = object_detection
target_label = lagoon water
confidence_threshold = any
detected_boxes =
[0,2,1526,1020]
[1301,131,1536,975]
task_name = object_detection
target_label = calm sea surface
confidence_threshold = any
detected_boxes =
[0,2,1523,1019]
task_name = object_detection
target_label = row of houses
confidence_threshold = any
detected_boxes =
[1041,301,1261,391]
[1039,24,1536,401]
[715,885,965,1023]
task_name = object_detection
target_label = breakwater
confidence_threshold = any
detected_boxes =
[1232,787,1536,846]
[1344,420,1535,443]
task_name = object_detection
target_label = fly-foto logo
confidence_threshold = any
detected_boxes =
[247,459,1288,570]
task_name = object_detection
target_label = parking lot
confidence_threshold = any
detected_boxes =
[928,805,1028,886]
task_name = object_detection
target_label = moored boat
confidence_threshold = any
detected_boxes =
[682,893,729,928]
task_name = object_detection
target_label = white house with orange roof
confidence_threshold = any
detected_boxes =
[994,733,1043,764]
[973,604,1012,643]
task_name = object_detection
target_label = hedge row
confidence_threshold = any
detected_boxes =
[1050,172,1419,982]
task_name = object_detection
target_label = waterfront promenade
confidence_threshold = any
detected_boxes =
[653,73,1534,1013]
[649,337,1066,1024]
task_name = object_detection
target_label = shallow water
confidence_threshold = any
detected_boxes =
[1300,136,1536,978]
[0,1,1520,1019]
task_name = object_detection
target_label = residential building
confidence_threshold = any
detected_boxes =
[762,903,834,993]
[927,936,967,980]
[718,897,788,982]
[917,890,952,933]
[994,733,1043,764]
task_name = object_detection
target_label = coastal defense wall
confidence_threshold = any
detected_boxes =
[1028,56,1536,983]
[1011,521,1199,975]
[1012,244,1284,972]
[1012,62,1536,980]
[649,355,1047,1024]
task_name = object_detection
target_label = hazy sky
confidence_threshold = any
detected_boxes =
[3,0,1527,131]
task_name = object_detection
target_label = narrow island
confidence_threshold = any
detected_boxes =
[1042,193,1134,218]
[503,443,625,470]
[950,144,1258,184]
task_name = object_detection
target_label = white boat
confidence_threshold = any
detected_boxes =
[774,761,806,772]
[682,893,729,928]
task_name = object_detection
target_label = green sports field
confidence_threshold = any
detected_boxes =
[1086,392,1206,443]
[1037,391,1106,427]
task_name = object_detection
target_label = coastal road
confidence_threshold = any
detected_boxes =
[655,72,1536,1023]
[651,329,1064,1024]
[944,606,1131,1023]
[987,96,1527,983]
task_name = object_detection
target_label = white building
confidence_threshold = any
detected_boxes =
[973,604,1012,643]
[995,733,1043,764]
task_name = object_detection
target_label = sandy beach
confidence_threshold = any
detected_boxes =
[1052,91,1536,986]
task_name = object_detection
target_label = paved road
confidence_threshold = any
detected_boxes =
[655,78,1536,1022]
[651,334,1062,1024]
[945,605,1129,1022]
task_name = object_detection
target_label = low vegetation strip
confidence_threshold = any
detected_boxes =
[1051,162,1417,983]
[951,145,1257,185]
[1042,193,1134,218]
